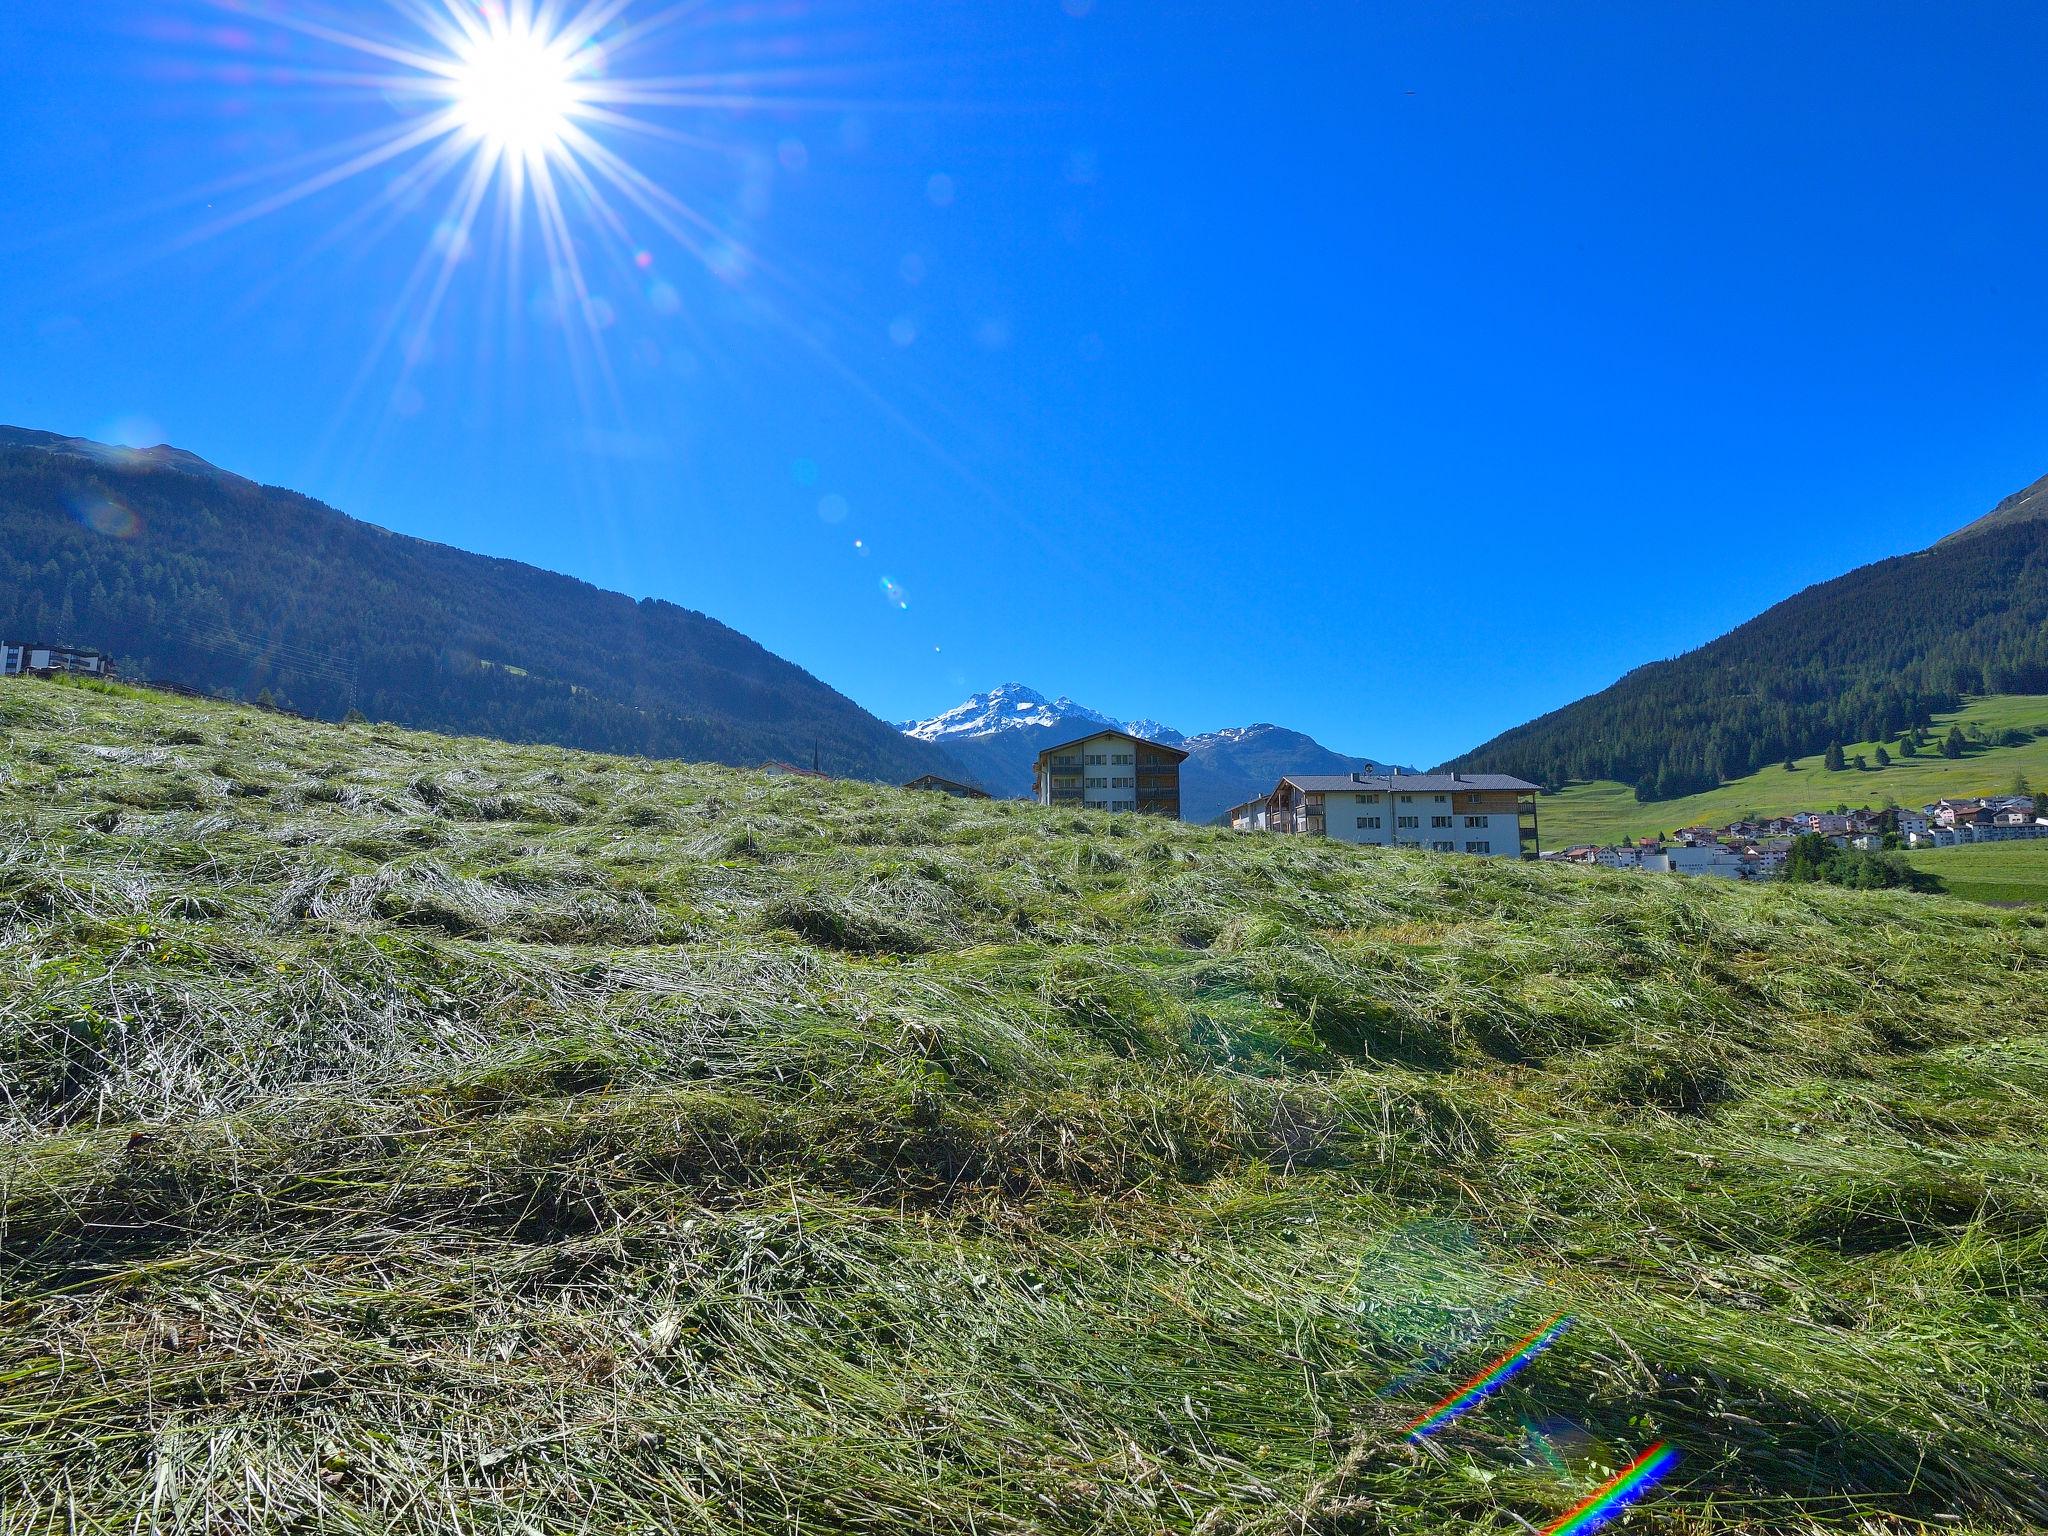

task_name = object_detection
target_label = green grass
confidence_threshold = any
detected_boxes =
[4,676,2048,1535]
[1906,840,2048,908]
[1536,694,2048,848]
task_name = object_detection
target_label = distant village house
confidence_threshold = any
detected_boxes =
[903,774,992,800]
[2,642,116,679]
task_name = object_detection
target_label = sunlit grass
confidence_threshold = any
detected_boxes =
[3,677,2047,1534]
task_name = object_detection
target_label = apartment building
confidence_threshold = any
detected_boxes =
[1033,729,1187,818]
[1261,772,1540,859]
[2,642,116,679]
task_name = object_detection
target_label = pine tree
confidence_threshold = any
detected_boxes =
[1874,745,1891,768]
[1944,726,1968,760]
[1824,742,1846,772]
[1898,735,1916,758]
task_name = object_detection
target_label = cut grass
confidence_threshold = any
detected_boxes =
[1536,693,2048,848]
[1906,839,2048,908]
[2,676,2047,1535]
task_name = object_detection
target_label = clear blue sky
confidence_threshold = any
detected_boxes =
[6,1,2048,765]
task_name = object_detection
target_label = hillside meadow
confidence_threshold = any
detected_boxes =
[1904,840,2048,908]
[3,678,2048,1535]
[1534,694,2048,848]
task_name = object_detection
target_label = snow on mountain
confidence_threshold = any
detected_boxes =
[899,688,1412,818]
[1121,719,1187,747]
[898,683,1121,743]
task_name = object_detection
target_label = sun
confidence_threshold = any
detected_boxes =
[451,20,585,160]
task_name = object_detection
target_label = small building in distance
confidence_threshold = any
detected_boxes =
[903,774,992,800]
[1033,729,1187,818]
[1261,772,1540,858]
[2,642,116,679]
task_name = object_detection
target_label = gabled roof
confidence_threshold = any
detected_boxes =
[1276,772,1539,794]
[1033,728,1190,765]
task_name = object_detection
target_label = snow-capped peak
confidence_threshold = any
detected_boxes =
[899,683,1125,743]
[1121,719,1187,747]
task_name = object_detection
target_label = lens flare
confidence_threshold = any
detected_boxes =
[1405,1315,1571,1441]
[1539,1441,1681,1536]
[70,492,142,540]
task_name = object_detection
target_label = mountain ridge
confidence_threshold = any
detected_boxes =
[1445,472,2048,800]
[0,425,967,785]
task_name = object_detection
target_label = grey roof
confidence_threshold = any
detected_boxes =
[1276,772,1539,794]
[1033,727,1191,763]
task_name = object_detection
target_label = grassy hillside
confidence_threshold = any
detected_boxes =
[1536,694,2048,847]
[1906,841,2048,908]
[4,677,2048,1535]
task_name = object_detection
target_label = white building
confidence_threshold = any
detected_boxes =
[1033,729,1188,818]
[2,642,115,679]
[1642,845,1753,879]
[1261,773,1539,859]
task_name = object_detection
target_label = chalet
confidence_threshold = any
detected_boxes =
[2,642,116,679]
[903,774,992,800]
[1032,729,1187,818]
[1226,797,1272,832]
[1260,772,1540,859]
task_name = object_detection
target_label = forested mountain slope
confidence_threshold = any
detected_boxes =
[1447,483,2048,800]
[3,677,2046,1533]
[0,427,960,783]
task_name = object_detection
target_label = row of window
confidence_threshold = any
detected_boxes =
[1084,752,1140,767]
[1084,777,1139,790]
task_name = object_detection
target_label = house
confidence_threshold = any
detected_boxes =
[1227,797,1272,832]
[1894,811,1930,838]
[1032,729,1187,818]
[2,642,116,679]
[1642,845,1752,878]
[1261,772,1540,859]
[902,774,992,800]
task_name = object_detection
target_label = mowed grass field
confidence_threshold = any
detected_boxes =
[4,677,2048,1534]
[1907,840,2048,907]
[1535,695,2048,848]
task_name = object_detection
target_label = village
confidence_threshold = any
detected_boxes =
[1543,793,2048,880]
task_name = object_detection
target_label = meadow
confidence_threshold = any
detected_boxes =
[3,678,2047,1535]
[1533,695,2048,848]
[1906,840,2048,907]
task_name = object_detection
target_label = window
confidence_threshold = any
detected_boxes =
[1358,793,1381,804]
[1464,816,1488,828]
[1112,776,1134,789]
[1397,815,1420,829]
[1433,841,1455,852]
[1432,815,1453,829]
[1112,752,1134,765]
[1433,794,1449,804]
[1085,777,1107,789]
[1465,841,1491,855]
[1398,794,1414,804]
[1086,753,1107,766]
[1357,816,1381,830]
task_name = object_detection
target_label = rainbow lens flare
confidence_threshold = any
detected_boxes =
[1405,1314,1571,1440]
[1540,1440,1681,1536]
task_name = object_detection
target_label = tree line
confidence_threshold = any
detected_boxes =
[1446,517,2048,801]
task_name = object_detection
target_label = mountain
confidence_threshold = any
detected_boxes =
[1445,474,2048,801]
[901,684,1406,821]
[0,426,966,784]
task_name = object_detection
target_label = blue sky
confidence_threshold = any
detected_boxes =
[6,1,2048,765]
